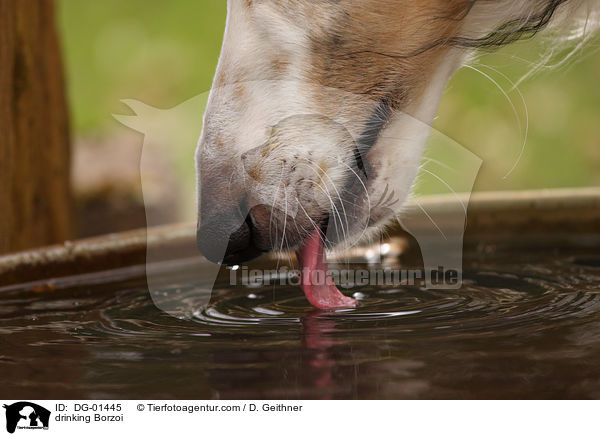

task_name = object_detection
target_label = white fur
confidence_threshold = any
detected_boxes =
[196,0,599,252]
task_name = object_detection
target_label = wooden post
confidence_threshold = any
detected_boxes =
[0,0,72,254]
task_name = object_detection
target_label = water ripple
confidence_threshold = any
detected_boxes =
[2,250,600,399]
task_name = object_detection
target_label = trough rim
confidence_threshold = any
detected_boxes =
[1,187,599,287]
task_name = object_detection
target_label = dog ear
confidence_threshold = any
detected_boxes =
[113,95,208,146]
[112,99,157,133]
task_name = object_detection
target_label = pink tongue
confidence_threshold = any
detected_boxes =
[296,230,358,310]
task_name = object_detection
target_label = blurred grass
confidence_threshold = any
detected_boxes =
[57,0,600,194]
[57,0,226,132]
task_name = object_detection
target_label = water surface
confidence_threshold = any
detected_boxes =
[1,241,600,399]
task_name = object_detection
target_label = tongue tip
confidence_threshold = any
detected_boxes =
[301,286,358,310]
[310,294,358,310]
[297,229,358,310]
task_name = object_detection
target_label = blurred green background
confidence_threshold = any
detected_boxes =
[57,0,600,197]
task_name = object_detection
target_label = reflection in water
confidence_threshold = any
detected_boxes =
[302,313,338,399]
[1,244,600,399]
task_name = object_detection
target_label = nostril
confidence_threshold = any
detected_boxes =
[226,218,252,254]
[196,211,262,265]
[243,212,255,233]
[197,215,248,263]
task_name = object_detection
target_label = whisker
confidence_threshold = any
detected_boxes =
[473,62,530,179]
[419,168,468,215]
[313,163,352,244]
[421,156,460,174]
[280,181,288,253]
[338,160,372,212]
[462,63,527,179]
[297,190,332,245]
[297,162,347,244]
[415,201,447,241]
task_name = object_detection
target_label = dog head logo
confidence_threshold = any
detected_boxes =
[3,402,50,434]
[115,88,482,316]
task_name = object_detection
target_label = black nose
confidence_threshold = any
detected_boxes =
[197,212,264,265]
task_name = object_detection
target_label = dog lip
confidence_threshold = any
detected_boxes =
[319,214,330,242]
[221,245,268,266]
[290,213,330,252]
[312,213,331,248]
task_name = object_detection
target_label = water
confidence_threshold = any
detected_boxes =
[1,242,600,399]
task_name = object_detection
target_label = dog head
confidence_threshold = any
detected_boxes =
[196,0,595,265]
